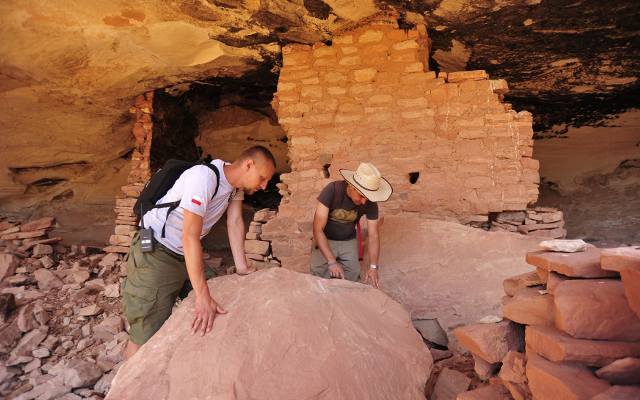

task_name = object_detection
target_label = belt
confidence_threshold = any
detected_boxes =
[155,239,185,261]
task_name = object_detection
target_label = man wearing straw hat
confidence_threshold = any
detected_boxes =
[311,162,392,287]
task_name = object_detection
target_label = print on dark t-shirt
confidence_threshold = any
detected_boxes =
[317,181,378,241]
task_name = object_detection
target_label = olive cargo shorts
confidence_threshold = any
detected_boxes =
[122,232,216,345]
[309,238,360,282]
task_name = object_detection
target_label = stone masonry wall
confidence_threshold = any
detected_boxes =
[104,93,154,254]
[262,20,540,273]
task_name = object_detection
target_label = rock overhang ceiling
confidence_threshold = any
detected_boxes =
[0,0,638,210]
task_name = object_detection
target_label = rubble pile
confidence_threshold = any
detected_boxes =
[452,244,640,399]
[1,216,128,399]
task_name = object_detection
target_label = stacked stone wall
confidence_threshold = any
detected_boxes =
[263,21,540,272]
[105,93,154,254]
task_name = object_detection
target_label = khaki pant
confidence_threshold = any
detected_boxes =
[122,232,216,345]
[309,238,360,282]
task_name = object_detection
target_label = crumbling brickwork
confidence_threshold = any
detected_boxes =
[263,20,539,272]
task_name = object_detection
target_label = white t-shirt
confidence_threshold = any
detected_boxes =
[141,159,244,255]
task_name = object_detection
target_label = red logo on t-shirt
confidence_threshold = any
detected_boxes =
[191,195,202,206]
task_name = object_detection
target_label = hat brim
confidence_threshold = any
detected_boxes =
[339,169,393,202]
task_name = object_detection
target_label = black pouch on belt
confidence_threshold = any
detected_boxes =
[140,227,155,253]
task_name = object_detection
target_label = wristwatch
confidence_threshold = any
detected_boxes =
[369,264,378,270]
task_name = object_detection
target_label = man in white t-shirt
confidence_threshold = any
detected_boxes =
[123,146,276,359]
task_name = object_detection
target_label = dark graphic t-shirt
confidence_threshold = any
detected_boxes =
[317,181,379,241]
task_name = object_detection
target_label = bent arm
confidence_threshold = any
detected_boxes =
[313,202,337,264]
[182,210,209,297]
[227,199,249,272]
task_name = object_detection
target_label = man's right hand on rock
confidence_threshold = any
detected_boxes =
[192,293,227,336]
[328,262,345,279]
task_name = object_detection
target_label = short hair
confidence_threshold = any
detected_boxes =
[239,145,276,168]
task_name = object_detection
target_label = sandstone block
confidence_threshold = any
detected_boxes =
[32,244,53,256]
[432,367,471,400]
[20,217,55,232]
[472,354,500,380]
[0,253,19,281]
[525,227,567,239]
[600,246,640,272]
[13,327,48,357]
[34,269,63,291]
[1,229,46,240]
[503,271,544,296]
[498,351,526,384]
[447,70,488,83]
[621,268,640,318]
[526,353,610,400]
[62,359,103,388]
[502,287,554,326]
[525,325,640,367]
[453,320,523,363]
[554,280,640,341]
[547,271,570,294]
[595,357,640,385]
[526,247,617,278]
[244,240,270,256]
[517,220,563,233]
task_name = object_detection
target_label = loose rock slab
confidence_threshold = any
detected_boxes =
[107,268,432,400]
[554,280,640,341]
[525,325,640,367]
[526,353,610,400]
[526,247,618,278]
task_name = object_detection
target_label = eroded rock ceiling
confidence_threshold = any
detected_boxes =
[0,0,638,216]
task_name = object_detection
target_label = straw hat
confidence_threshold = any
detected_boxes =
[339,162,393,202]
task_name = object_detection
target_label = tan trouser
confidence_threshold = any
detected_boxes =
[309,238,360,282]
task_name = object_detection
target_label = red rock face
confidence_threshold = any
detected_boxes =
[107,268,433,400]
[553,280,640,341]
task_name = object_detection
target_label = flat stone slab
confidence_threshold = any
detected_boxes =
[502,271,544,297]
[600,246,640,272]
[502,287,554,326]
[621,269,640,319]
[453,320,523,363]
[526,247,618,278]
[526,353,610,400]
[554,280,640,341]
[107,268,432,400]
[525,325,640,367]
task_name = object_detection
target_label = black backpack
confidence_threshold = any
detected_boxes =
[134,159,220,237]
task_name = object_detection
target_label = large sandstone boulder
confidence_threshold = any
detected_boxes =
[107,268,432,400]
